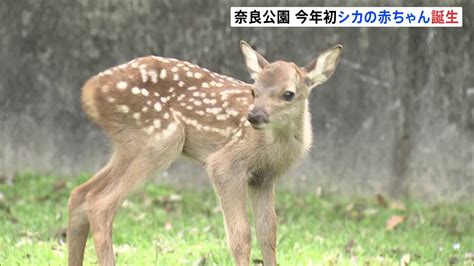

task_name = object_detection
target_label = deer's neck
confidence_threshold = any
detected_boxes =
[269,99,312,149]
[250,99,312,178]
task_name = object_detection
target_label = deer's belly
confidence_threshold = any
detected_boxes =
[181,120,247,162]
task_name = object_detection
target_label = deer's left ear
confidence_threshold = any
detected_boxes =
[240,40,270,80]
[304,44,343,90]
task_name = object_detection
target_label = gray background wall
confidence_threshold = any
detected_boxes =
[1,0,472,201]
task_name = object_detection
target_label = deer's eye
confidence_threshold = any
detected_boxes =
[282,91,295,101]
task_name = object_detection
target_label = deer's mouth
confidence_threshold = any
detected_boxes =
[250,123,267,130]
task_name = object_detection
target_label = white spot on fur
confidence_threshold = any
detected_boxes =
[141,89,149,96]
[160,69,167,79]
[186,71,193,78]
[226,108,239,117]
[171,67,178,72]
[117,81,128,90]
[106,97,115,103]
[205,107,222,115]
[203,98,216,105]
[149,71,158,83]
[157,57,170,63]
[177,95,185,101]
[216,114,227,120]
[154,102,162,112]
[118,105,130,113]
[173,73,179,81]
[201,82,210,88]
[162,123,177,138]
[140,69,148,83]
[131,87,140,95]
[153,119,161,128]
[133,112,141,120]
[178,81,185,87]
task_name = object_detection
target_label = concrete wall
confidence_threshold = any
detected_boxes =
[1,0,472,201]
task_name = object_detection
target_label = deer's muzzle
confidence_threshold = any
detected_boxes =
[247,107,269,129]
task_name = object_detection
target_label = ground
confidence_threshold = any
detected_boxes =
[0,174,473,265]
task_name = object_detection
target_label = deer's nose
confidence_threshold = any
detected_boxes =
[247,107,269,129]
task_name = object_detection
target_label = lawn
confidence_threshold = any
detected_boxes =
[0,174,473,265]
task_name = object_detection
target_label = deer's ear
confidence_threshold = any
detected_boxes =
[240,40,269,80]
[304,44,343,90]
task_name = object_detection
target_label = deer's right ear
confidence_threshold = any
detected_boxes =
[304,44,343,90]
[240,41,269,80]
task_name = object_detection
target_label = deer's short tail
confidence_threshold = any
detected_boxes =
[81,77,102,125]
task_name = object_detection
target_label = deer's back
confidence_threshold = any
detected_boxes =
[81,56,254,159]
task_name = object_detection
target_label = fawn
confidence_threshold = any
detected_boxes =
[68,41,342,266]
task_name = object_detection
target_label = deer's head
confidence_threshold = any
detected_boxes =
[240,41,342,130]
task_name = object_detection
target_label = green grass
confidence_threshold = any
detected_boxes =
[0,174,473,265]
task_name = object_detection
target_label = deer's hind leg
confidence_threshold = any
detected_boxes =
[68,154,118,266]
[73,125,184,266]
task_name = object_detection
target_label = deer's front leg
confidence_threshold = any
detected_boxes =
[249,183,277,266]
[208,163,251,266]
